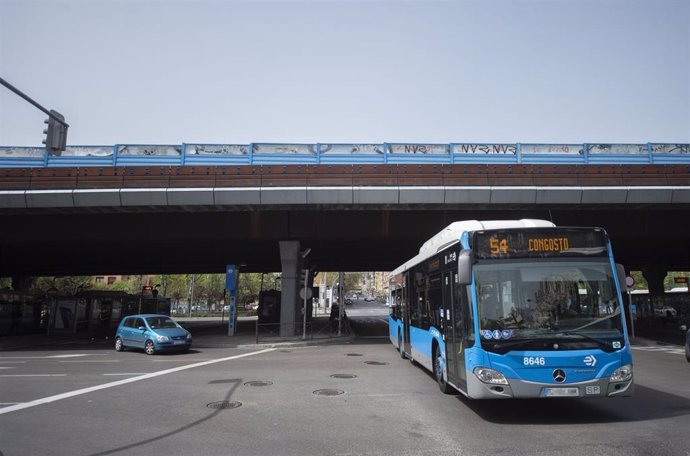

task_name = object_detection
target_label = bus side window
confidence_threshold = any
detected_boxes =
[427,286,441,329]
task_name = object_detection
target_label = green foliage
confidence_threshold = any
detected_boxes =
[663,271,690,291]
[629,271,648,290]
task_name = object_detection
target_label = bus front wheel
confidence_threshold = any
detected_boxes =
[434,346,454,394]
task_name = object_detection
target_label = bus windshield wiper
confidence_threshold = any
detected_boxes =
[491,338,546,350]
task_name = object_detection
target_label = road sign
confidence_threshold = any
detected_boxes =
[299,287,313,300]
[625,276,635,288]
[226,264,237,337]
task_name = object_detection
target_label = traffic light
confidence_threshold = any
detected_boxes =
[43,110,67,152]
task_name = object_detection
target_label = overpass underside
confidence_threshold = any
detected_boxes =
[1,164,690,276]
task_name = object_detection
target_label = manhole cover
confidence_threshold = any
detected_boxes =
[244,381,273,387]
[364,361,388,366]
[313,389,345,396]
[330,374,357,379]
[206,401,242,410]
[346,353,363,357]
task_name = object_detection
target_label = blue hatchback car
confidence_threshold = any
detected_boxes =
[115,314,192,355]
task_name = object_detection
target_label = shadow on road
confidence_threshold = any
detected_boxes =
[458,384,690,424]
[85,378,244,456]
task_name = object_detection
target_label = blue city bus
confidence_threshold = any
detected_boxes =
[388,219,634,399]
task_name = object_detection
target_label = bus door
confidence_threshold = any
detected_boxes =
[442,272,458,384]
[402,274,412,356]
[449,272,468,390]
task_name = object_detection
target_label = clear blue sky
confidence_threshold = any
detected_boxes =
[1,0,688,147]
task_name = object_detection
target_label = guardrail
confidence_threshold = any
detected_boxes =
[1,142,688,168]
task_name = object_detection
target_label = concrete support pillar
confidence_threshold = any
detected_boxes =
[279,240,300,337]
[642,265,667,297]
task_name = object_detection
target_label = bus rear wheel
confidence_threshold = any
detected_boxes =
[398,332,405,359]
[434,347,454,394]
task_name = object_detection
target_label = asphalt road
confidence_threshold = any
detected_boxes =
[1,300,689,456]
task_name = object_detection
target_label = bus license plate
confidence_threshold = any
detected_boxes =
[542,387,579,397]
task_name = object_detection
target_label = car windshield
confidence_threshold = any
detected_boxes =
[474,260,623,349]
[146,316,179,329]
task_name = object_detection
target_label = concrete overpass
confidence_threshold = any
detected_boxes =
[1,163,689,278]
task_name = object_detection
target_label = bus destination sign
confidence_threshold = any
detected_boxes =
[473,228,608,259]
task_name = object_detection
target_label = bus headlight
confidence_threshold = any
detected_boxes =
[609,364,633,382]
[473,367,509,385]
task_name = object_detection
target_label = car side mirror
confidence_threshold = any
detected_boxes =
[138,326,146,331]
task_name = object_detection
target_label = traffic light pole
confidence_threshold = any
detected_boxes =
[0,76,69,150]
[0,77,69,127]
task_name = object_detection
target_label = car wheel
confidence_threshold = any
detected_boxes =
[145,340,156,356]
[114,337,124,352]
[434,347,454,394]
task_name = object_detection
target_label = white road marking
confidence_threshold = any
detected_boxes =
[46,354,90,358]
[0,354,102,360]
[0,374,67,377]
[103,373,148,376]
[632,346,685,355]
[58,360,119,363]
[0,347,275,415]
[0,367,16,370]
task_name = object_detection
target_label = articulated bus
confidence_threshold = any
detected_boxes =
[388,219,634,399]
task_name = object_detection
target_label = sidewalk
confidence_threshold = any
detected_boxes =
[0,315,353,352]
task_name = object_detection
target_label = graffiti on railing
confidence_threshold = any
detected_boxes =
[2,142,690,166]
[651,144,690,154]
[252,144,316,155]
[0,147,44,158]
[587,144,647,155]
[117,145,182,156]
[389,144,449,155]
[453,143,517,155]
[521,144,584,155]
[185,144,248,155]
[319,144,384,155]
[58,146,114,157]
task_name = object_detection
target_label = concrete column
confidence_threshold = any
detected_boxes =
[642,265,667,297]
[279,240,300,337]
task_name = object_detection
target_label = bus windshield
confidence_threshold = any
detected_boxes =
[474,260,624,351]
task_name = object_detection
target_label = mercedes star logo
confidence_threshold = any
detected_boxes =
[553,369,566,383]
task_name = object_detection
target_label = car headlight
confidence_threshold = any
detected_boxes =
[186,333,192,340]
[156,335,170,342]
[473,367,509,385]
[610,364,633,382]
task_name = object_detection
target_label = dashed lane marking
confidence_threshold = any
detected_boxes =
[632,346,685,355]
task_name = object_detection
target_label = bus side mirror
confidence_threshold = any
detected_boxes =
[615,264,626,291]
[458,249,472,285]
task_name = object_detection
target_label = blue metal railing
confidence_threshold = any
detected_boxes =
[0,142,688,168]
